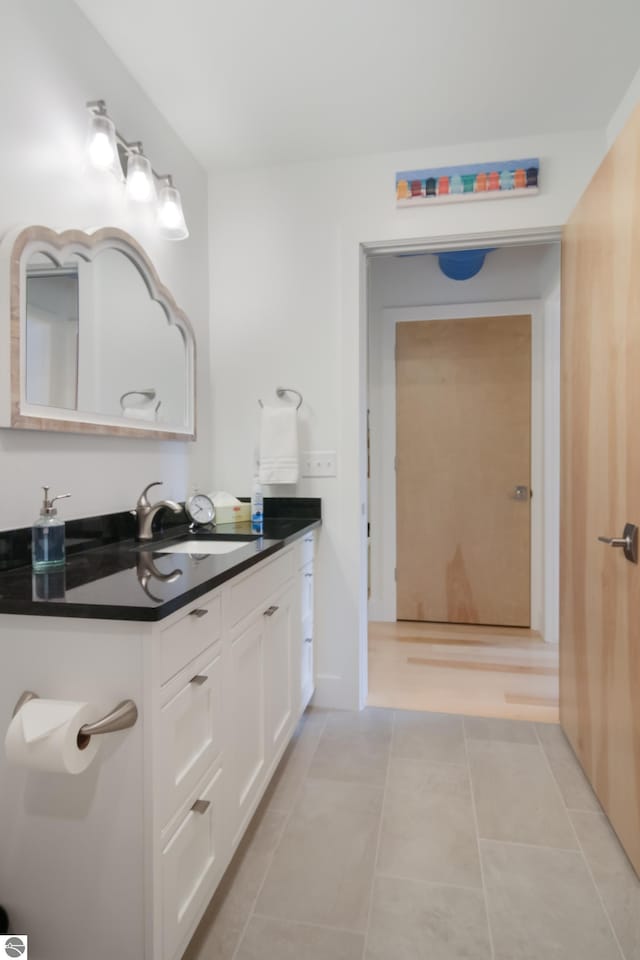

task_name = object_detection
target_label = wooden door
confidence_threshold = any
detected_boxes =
[396,315,531,626]
[561,103,640,874]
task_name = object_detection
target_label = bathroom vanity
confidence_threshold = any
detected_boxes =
[0,512,318,960]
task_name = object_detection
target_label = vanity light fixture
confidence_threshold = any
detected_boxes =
[157,176,189,240]
[86,101,124,180]
[126,148,157,204]
[86,99,189,240]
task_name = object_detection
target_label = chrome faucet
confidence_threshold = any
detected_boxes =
[136,481,182,541]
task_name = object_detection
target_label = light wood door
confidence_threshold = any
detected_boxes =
[396,316,531,626]
[560,103,640,874]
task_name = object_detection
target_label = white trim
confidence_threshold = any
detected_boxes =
[363,225,562,257]
[368,299,547,636]
[352,224,564,710]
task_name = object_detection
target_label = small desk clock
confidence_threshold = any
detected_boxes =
[185,493,216,528]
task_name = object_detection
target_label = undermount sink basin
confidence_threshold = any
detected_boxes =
[157,540,252,556]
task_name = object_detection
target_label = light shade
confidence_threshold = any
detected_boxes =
[126,152,157,203]
[86,113,123,179]
[437,248,496,281]
[158,184,189,240]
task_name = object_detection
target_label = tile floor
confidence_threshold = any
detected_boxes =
[184,708,640,960]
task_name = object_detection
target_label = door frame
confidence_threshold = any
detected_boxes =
[352,226,563,709]
[370,300,544,631]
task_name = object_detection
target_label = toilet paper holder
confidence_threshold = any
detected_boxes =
[12,691,138,736]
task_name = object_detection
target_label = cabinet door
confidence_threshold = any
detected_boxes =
[301,613,314,709]
[264,584,295,763]
[161,764,224,960]
[299,563,315,709]
[229,615,267,837]
[301,563,314,621]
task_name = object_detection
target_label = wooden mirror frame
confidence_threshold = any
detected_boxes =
[0,225,196,440]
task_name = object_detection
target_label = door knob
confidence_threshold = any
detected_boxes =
[597,523,638,563]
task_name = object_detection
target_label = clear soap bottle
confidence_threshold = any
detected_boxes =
[32,486,71,571]
[251,476,264,535]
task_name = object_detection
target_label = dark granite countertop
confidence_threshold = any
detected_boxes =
[0,512,320,623]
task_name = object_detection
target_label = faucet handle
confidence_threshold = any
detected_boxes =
[137,481,163,509]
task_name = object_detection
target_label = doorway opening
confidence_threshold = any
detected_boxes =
[366,241,561,721]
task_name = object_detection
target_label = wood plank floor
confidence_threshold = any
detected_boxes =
[368,621,559,723]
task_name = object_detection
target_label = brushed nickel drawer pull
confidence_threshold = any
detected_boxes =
[263,605,279,617]
[190,608,209,618]
[191,799,210,815]
[190,674,208,685]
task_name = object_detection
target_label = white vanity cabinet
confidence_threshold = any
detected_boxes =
[0,532,317,960]
[226,548,297,846]
[151,542,307,960]
[298,532,316,709]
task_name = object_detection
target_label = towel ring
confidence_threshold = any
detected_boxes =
[120,389,162,416]
[258,387,303,410]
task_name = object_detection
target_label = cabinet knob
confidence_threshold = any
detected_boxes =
[305,637,313,643]
[263,605,279,617]
[304,572,313,578]
[190,674,208,685]
[190,608,209,618]
[191,799,210,815]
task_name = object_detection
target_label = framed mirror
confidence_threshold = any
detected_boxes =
[0,226,196,439]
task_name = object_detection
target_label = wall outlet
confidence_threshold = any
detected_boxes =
[302,450,337,477]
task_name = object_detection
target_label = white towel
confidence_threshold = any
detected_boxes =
[122,405,158,422]
[259,405,299,484]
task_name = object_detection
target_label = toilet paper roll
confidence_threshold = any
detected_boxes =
[5,699,102,774]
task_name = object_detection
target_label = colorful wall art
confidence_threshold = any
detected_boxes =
[396,158,539,207]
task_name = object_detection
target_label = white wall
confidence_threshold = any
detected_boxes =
[367,245,561,645]
[607,64,640,146]
[209,129,604,708]
[0,0,210,529]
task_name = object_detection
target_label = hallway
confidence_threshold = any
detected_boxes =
[185,707,638,960]
[368,621,559,722]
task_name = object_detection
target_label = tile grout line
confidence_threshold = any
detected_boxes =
[533,724,627,960]
[251,911,368,939]
[373,870,484,895]
[359,708,395,960]
[229,708,330,960]
[264,711,329,814]
[463,717,496,960]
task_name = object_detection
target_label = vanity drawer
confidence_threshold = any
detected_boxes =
[160,592,222,685]
[228,548,294,626]
[297,531,315,570]
[161,762,225,960]
[159,645,223,828]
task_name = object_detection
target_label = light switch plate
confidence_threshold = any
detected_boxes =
[302,450,337,477]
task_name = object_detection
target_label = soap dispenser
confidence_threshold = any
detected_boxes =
[32,486,71,571]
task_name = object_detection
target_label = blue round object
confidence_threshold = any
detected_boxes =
[437,248,495,281]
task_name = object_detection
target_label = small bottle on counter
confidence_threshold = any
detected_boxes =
[32,486,71,571]
[251,476,264,535]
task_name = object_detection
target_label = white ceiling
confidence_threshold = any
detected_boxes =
[74,0,640,171]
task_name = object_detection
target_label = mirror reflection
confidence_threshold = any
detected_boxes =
[24,244,189,429]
